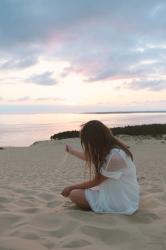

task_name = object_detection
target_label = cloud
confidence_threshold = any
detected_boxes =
[35,97,64,101]
[5,96,64,103]
[60,67,73,78]
[126,79,166,91]
[138,99,166,105]
[7,96,30,102]
[0,100,165,114]
[0,0,166,91]
[0,103,96,114]
[0,76,23,85]
[0,55,38,70]
[26,72,57,86]
[0,46,42,73]
[15,96,30,102]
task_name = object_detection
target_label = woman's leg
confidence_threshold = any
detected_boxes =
[69,189,91,210]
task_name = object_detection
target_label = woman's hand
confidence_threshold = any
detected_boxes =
[61,186,74,197]
[66,145,86,161]
[66,144,73,154]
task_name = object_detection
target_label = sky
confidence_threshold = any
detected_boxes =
[0,0,166,113]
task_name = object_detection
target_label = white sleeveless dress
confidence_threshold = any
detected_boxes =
[85,147,140,214]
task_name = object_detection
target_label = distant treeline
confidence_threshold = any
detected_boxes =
[50,130,79,140]
[112,124,166,136]
[50,124,166,140]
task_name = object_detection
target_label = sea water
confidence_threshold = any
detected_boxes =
[0,112,166,146]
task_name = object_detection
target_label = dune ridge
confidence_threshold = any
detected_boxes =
[0,136,166,250]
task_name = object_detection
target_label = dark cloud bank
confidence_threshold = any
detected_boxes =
[27,72,57,86]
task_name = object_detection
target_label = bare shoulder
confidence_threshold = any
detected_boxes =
[107,148,128,171]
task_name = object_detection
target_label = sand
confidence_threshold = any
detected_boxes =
[0,136,166,250]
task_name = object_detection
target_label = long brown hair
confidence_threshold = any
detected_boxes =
[80,120,133,175]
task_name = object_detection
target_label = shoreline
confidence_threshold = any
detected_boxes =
[1,110,166,115]
[0,123,166,148]
[1,134,166,149]
[82,110,166,114]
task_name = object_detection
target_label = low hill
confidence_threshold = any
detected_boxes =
[50,124,166,140]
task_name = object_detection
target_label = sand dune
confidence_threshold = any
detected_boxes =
[0,136,166,250]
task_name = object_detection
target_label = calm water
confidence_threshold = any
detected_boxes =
[0,112,166,146]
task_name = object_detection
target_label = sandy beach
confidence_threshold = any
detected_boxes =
[0,135,166,250]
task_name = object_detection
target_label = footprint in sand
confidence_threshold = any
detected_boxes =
[40,239,55,249]
[10,229,40,240]
[158,192,166,201]
[13,187,29,194]
[31,212,61,229]
[38,192,55,201]
[20,195,44,207]
[62,239,91,248]
[47,200,62,208]
[43,220,79,238]
[67,210,117,227]
[0,202,9,212]
[0,213,24,234]
[0,237,47,250]
[0,196,12,203]
[127,211,160,224]
[20,207,41,214]
[10,225,55,249]
[80,225,133,245]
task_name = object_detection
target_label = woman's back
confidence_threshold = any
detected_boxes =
[85,148,140,214]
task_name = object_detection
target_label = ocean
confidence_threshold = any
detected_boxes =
[0,112,166,146]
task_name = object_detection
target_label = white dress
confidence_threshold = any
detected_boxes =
[85,147,140,214]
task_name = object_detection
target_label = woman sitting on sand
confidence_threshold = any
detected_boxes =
[61,120,140,214]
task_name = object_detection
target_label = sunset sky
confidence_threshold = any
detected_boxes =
[0,0,166,113]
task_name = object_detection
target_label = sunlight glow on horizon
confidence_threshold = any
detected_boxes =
[0,1,166,113]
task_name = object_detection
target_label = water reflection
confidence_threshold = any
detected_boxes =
[0,113,166,146]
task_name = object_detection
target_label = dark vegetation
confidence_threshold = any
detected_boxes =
[50,130,79,140]
[50,124,166,140]
[112,124,166,136]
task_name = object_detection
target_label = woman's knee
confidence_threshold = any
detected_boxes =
[69,189,90,210]
[69,189,80,202]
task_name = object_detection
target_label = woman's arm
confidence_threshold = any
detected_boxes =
[71,174,108,189]
[66,145,86,161]
[61,174,108,197]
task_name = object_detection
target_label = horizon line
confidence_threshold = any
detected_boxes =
[0,110,166,115]
[82,110,166,114]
